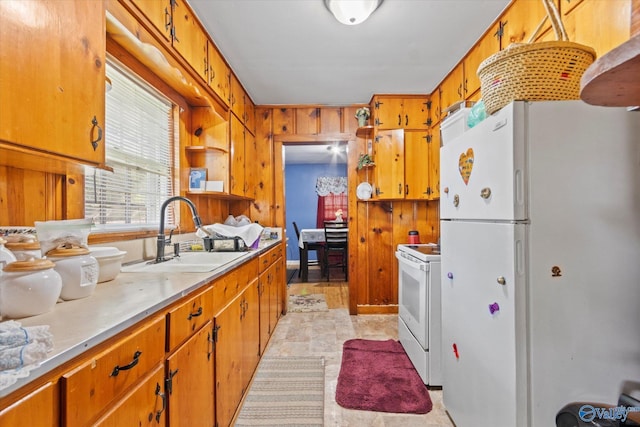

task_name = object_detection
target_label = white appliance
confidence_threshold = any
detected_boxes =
[439,100,640,427]
[396,244,442,385]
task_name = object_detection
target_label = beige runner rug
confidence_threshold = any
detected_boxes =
[235,357,325,426]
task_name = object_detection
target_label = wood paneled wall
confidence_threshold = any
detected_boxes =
[257,105,440,313]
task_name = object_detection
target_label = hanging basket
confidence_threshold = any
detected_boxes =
[477,0,596,115]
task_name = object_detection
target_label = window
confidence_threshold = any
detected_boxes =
[85,60,178,231]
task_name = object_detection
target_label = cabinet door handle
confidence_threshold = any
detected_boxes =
[405,184,409,195]
[397,114,401,126]
[405,114,408,127]
[155,383,167,422]
[110,350,142,377]
[398,183,402,195]
[90,116,102,151]
[188,306,203,320]
[164,7,171,31]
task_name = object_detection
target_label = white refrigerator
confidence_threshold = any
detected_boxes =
[439,101,640,427]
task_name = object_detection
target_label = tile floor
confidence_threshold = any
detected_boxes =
[260,307,455,426]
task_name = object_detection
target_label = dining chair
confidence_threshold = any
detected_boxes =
[323,221,348,281]
[292,221,325,278]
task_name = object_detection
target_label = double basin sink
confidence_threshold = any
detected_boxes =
[121,251,250,273]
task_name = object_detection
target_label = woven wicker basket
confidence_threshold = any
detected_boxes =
[477,0,596,115]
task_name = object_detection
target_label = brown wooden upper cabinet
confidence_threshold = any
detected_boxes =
[372,129,439,201]
[463,20,502,102]
[131,0,231,106]
[437,65,464,122]
[559,0,631,57]
[372,95,430,130]
[373,129,405,199]
[171,0,208,83]
[230,114,247,197]
[0,0,106,167]
[500,0,552,46]
[231,74,256,135]
[207,39,231,105]
[129,0,173,42]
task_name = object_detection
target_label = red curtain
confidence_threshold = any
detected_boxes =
[316,193,348,227]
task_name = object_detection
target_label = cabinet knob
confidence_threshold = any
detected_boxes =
[497,276,506,285]
[480,187,492,199]
[453,194,460,207]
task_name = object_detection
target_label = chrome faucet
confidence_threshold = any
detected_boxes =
[156,196,204,263]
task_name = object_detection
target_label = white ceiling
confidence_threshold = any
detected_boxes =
[284,142,349,164]
[188,0,511,163]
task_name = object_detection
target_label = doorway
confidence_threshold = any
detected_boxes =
[281,141,350,309]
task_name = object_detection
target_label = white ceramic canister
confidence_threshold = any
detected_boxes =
[0,237,18,270]
[46,246,99,300]
[5,238,42,261]
[1,258,62,318]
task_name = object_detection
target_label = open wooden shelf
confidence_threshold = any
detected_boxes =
[185,145,228,154]
[355,126,374,139]
[186,191,254,201]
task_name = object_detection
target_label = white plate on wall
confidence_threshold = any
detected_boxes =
[356,182,373,200]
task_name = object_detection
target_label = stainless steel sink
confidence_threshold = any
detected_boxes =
[121,251,250,273]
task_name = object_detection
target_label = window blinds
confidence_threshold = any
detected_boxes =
[85,61,177,231]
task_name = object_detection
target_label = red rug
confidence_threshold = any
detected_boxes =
[335,339,432,414]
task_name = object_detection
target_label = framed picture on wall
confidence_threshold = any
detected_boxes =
[189,168,207,191]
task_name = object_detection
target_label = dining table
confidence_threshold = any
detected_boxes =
[298,226,348,282]
[298,228,326,283]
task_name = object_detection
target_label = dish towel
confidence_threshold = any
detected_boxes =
[196,223,264,247]
[0,320,54,391]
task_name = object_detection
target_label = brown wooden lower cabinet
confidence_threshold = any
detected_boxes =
[166,320,215,427]
[93,364,167,427]
[0,382,58,427]
[0,248,282,427]
[61,315,166,426]
[214,277,260,427]
[258,245,284,354]
[214,288,245,427]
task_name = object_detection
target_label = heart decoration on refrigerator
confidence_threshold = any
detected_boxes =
[458,148,474,185]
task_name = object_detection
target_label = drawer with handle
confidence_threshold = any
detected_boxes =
[61,315,166,426]
[166,286,213,351]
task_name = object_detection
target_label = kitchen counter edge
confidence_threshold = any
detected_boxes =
[0,239,283,398]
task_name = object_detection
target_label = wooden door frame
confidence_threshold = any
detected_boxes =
[273,133,358,314]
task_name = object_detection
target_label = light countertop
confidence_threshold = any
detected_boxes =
[0,239,282,398]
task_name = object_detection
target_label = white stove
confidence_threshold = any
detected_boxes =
[396,243,442,385]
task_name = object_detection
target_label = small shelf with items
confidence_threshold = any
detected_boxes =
[185,191,253,201]
[355,125,374,139]
[356,153,375,170]
[185,145,228,154]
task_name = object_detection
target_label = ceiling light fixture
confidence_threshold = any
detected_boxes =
[324,0,383,26]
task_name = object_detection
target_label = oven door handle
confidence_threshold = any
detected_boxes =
[395,251,429,272]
